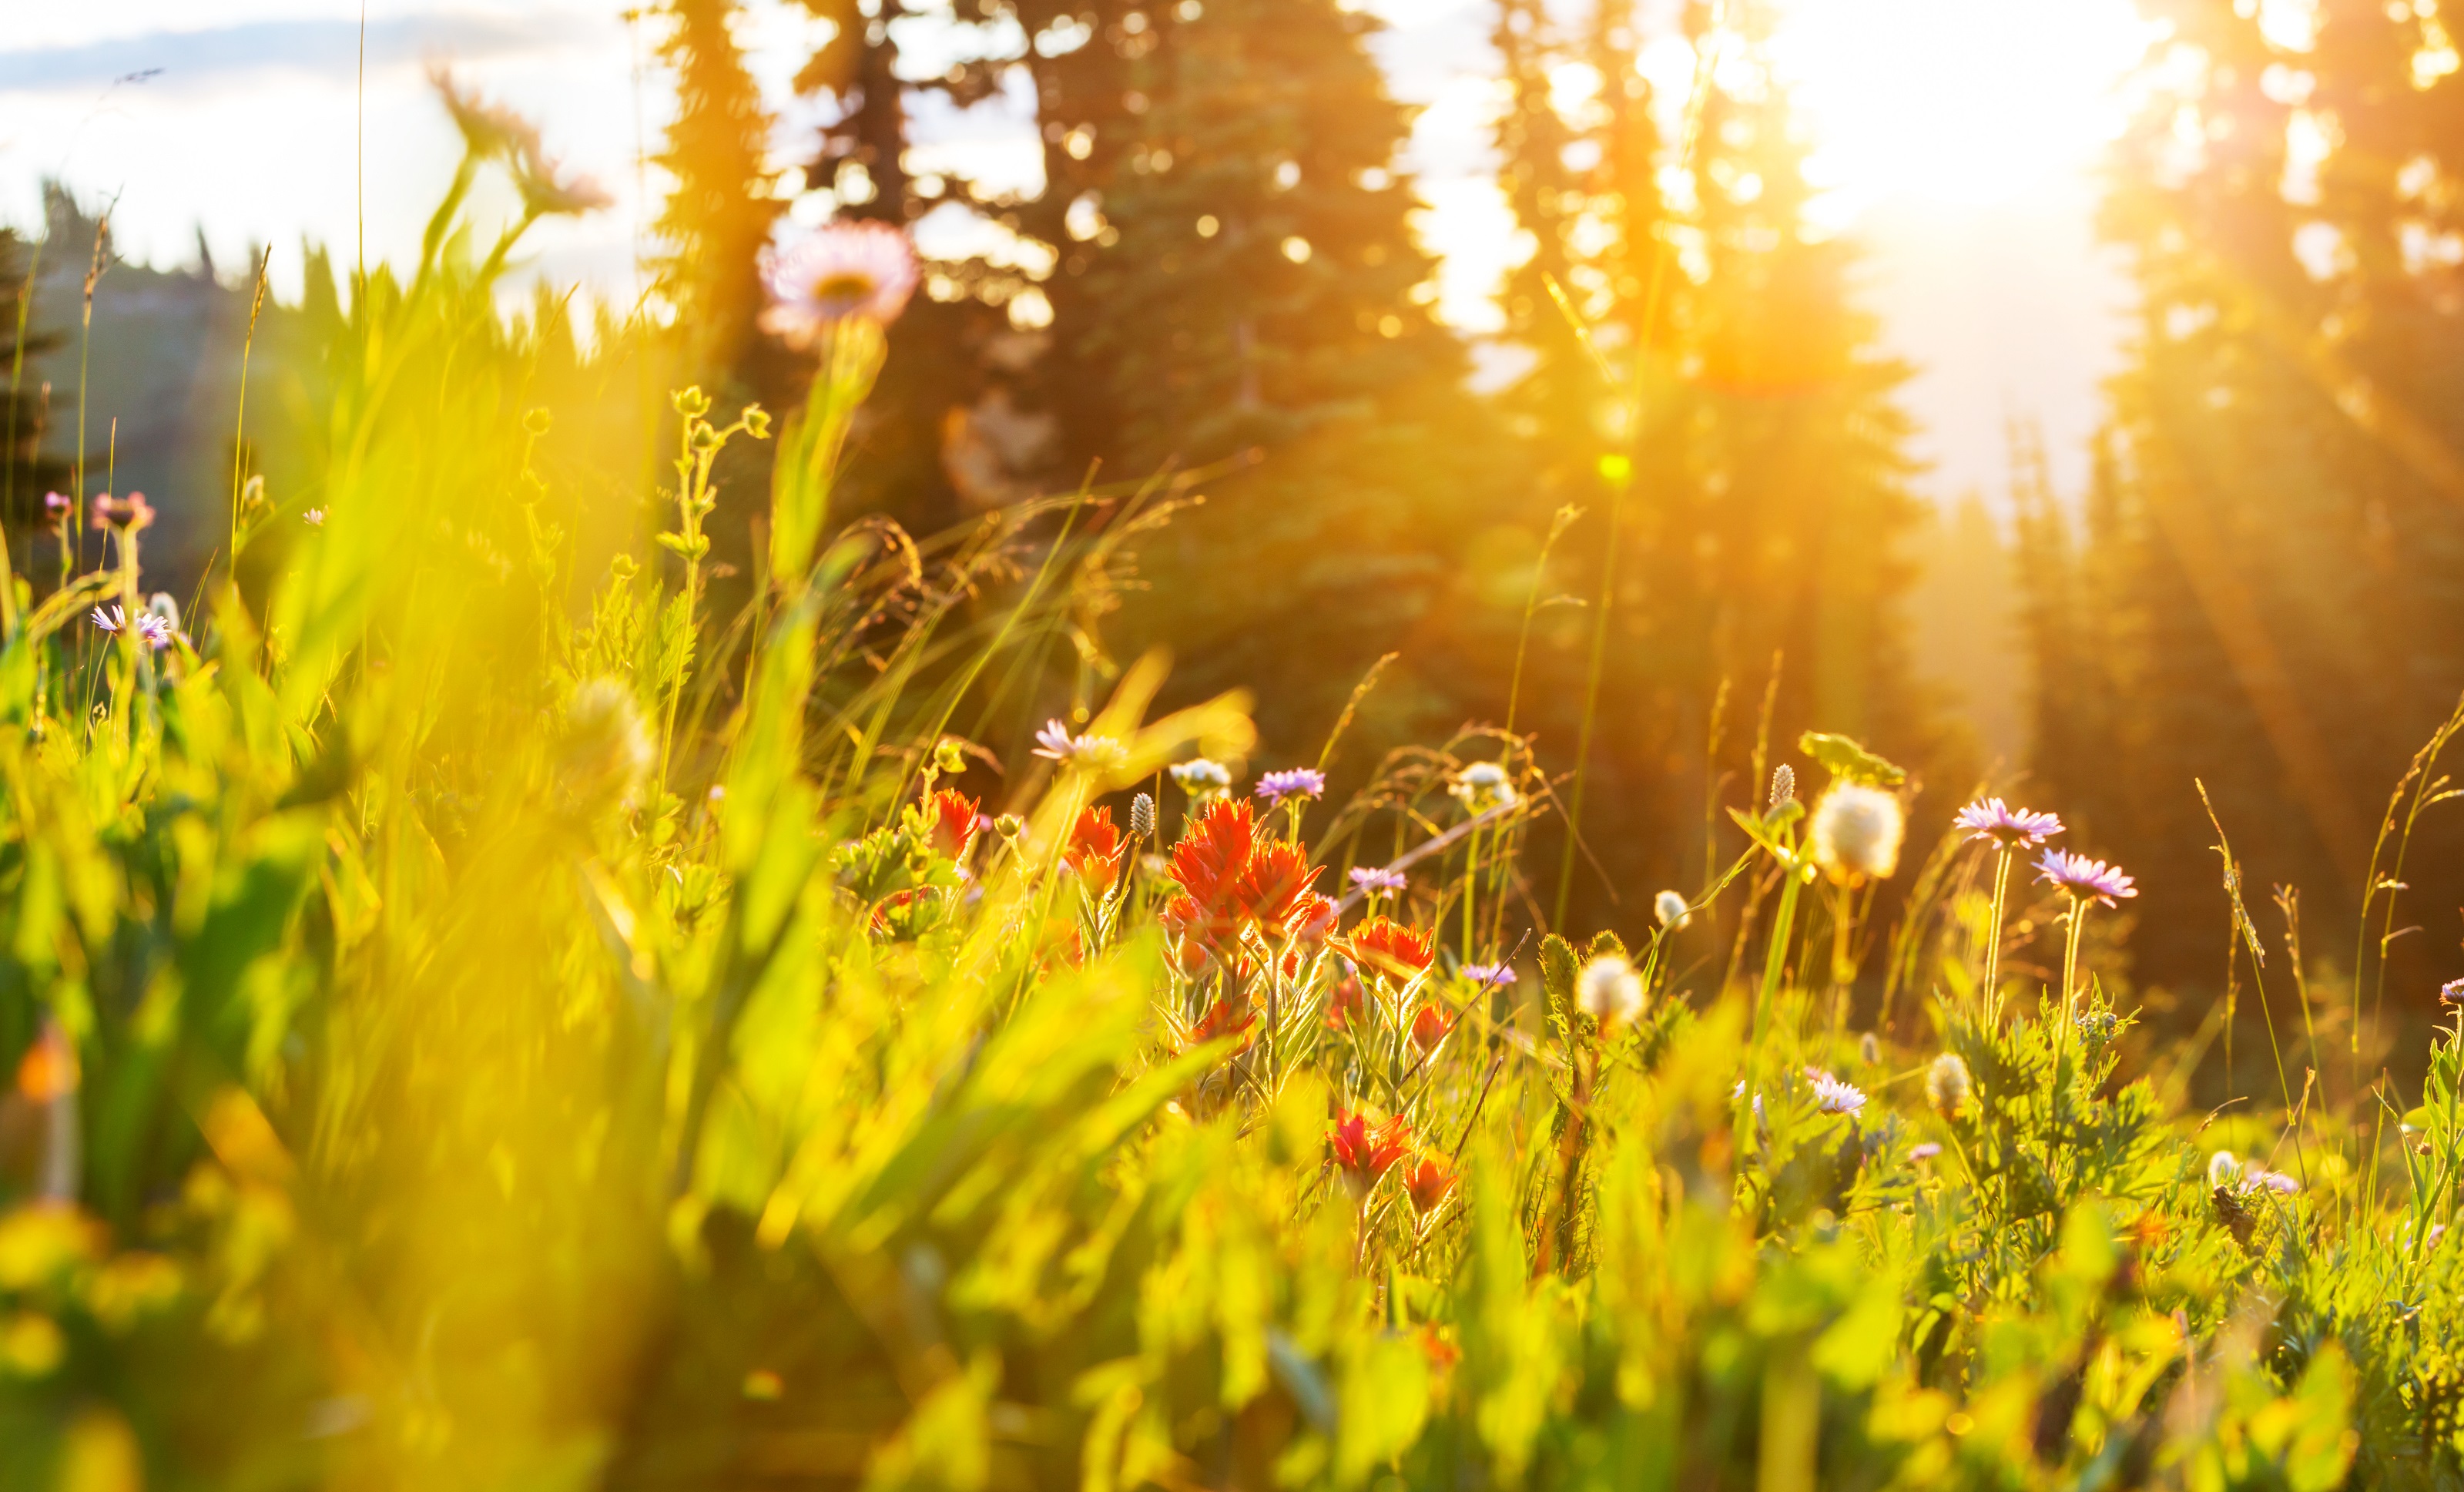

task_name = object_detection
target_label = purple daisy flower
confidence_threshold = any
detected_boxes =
[1255,767,1326,807]
[2442,977,2464,1007]
[1806,1069,1867,1116]
[1954,796,2064,850]
[1031,719,1078,761]
[1908,1142,1943,1162]
[2036,848,2137,907]
[759,222,920,346]
[1461,962,1517,987]
[1349,866,1406,895]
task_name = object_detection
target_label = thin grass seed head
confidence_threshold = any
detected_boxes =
[1859,1031,1880,1066]
[1129,793,1156,841]
[1809,783,1905,884]
[1577,954,1645,1031]
[1926,1051,1973,1116]
[1654,890,1691,929]
[1768,763,1796,813]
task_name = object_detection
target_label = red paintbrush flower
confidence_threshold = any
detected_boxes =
[1328,1111,1413,1192]
[1188,999,1259,1054]
[1283,892,1338,944]
[1168,798,1255,914]
[1064,805,1128,892]
[1403,1155,1457,1215]
[1235,840,1318,924]
[1325,975,1366,1032]
[924,789,981,859]
[1410,1003,1451,1054]
[1339,917,1434,981]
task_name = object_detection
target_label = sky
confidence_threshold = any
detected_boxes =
[0,0,2158,506]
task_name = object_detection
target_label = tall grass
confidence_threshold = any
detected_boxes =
[0,125,2460,1492]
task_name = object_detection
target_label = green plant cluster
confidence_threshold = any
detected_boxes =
[2,140,2462,1492]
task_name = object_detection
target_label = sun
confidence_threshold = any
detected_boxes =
[1763,0,2163,214]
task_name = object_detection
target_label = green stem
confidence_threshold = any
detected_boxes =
[1738,864,1804,1162]
[1981,847,2010,1018]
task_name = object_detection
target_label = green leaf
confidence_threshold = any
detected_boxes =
[1798,731,1906,788]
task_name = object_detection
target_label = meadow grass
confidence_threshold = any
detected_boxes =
[1,131,2460,1492]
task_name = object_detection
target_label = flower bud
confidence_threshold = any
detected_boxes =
[1925,1051,1972,1117]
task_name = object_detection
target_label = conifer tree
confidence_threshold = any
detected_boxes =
[1075,0,1514,751]
[2050,0,2464,991]
[1498,6,1929,940]
[786,0,1021,531]
[0,228,62,531]
[653,0,785,378]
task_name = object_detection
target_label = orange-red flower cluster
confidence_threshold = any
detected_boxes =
[1337,916,1434,982]
[1159,800,1333,967]
[1187,999,1259,1054]
[1329,1111,1413,1192]
[1403,1155,1457,1215]
[1064,805,1129,894]
[925,789,981,860]
[1410,1003,1452,1054]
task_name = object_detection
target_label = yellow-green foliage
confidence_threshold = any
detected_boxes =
[0,143,2446,1492]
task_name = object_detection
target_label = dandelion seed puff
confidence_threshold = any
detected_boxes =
[1926,1052,1972,1116]
[559,677,655,811]
[1169,758,1234,801]
[1809,783,1904,884]
[1577,954,1644,1031]
[1768,764,1796,813]
[1448,760,1517,813]
[1654,890,1691,930]
[2207,1151,2241,1190]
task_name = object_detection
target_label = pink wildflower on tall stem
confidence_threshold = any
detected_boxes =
[1955,796,2065,1015]
[2037,847,2137,1062]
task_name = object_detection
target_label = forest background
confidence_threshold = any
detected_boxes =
[6,0,2464,1075]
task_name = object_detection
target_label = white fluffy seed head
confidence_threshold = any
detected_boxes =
[1577,954,1645,1031]
[1654,890,1691,930]
[559,677,654,811]
[2208,1150,2241,1190]
[1926,1051,1972,1115]
[1809,783,1905,884]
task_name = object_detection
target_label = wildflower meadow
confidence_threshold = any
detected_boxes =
[10,55,2464,1492]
